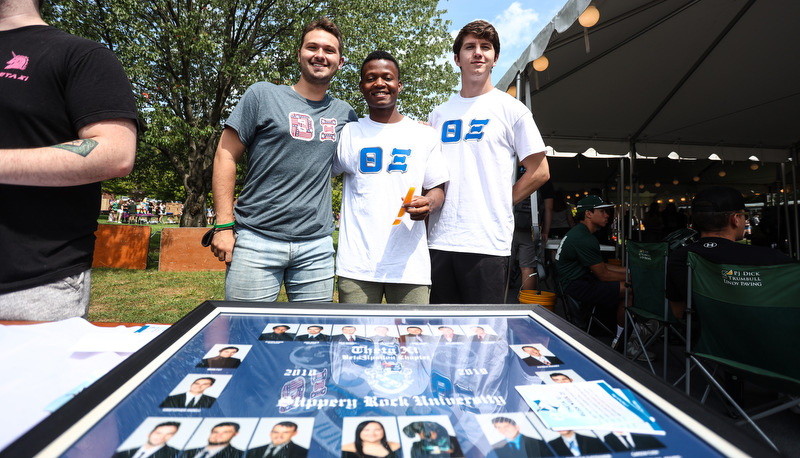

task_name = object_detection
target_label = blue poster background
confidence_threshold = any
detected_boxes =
[62,313,722,457]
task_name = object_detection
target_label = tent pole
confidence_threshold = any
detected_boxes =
[629,142,635,242]
[792,148,799,260]
[619,157,625,259]
[781,163,792,257]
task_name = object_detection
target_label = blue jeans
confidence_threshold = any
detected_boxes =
[225,228,334,302]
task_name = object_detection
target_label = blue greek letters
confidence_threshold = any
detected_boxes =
[440,119,489,143]
[359,147,410,173]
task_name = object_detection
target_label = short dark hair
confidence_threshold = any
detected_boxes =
[360,50,400,80]
[453,20,500,56]
[550,372,570,379]
[274,421,298,431]
[273,325,289,330]
[152,421,181,433]
[219,346,239,353]
[300,17,343,55]
[213,421,240,432]
[491,416,516,427]
[194,376,215,385]
[308,325,323,330]
[521,345,536,351]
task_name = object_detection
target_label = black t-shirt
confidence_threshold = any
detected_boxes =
[0,26,138,292]
[665,237,793,302]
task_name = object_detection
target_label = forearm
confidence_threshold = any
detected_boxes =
[422,185,445,213]
[512,153,550,205]
[543,199,553,238]
[211,128,244,223]
[591,263,626,282]
[0,119,136,186]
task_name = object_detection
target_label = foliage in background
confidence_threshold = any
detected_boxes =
[46,0,457,226]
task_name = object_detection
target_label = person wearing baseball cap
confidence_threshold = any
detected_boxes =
[666,186,792,319]
[555,195,630,349]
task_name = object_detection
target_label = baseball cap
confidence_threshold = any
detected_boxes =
[692,187,745,213]
[576,195,614,213]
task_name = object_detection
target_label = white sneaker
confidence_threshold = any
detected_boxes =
[626,340,656,362]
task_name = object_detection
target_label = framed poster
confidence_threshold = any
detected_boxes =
[3,302,774,457]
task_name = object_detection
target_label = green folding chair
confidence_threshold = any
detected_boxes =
[624,241,671,376]
[686,252,800,452]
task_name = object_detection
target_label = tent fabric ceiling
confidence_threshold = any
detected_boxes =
[498,0,800,163]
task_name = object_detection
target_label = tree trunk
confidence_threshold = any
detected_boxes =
[180,151,213,227]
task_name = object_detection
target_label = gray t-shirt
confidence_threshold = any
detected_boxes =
[226,82,357,240]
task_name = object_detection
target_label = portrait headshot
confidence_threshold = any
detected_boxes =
[196,344,251,369]
[340,417,401,458]
[397,415,464,458]
[434,325,467,344]
[516,345,563,367]
[112,417,201,458]
[478,413,553,458]
[259,324,297,342]
[246,417,314,458]
[399,325,435,344]
[295,325,331,342]
[332,325,367,343]
[159,374,231,409]
[182,418,258,458]
[467,325,501,342]
[537,370,584,385]
[368,325,399,343]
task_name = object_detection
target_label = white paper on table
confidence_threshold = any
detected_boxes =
[0,318,168,450]
[515,380,665,434]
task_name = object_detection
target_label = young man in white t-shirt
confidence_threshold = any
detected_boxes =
[427,20,550,304]
[333,51,448,304]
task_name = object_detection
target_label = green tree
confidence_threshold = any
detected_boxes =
[45,0,457,226]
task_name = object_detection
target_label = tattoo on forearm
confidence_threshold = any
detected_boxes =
[53,139,99,157]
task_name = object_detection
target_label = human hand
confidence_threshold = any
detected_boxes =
[210,229,235,264]
[405,195,431,221]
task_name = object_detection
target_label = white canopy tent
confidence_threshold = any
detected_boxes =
[500,0,800,255]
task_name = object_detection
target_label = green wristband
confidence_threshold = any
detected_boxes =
[214,221,235,229]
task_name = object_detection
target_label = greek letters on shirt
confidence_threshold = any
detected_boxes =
[440,119,490,143]
[359,147,411,174]
[288,113,338,142]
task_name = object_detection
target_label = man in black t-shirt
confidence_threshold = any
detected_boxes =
[0,0,138,320]
[666,187,792,319]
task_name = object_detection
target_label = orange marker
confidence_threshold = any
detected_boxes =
[393,187,415,225]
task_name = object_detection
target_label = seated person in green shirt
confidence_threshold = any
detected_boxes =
[554,196,629,348]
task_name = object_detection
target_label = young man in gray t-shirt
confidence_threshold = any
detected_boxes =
[210,18,357,302]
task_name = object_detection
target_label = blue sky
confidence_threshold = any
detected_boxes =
[436,0,568,88]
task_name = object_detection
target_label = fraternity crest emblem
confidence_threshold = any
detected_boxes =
[289,112,314,141]
[362,342,414,394]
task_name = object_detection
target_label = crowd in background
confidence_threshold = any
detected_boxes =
[106,198,181,224]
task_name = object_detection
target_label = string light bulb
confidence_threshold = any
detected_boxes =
[579,5,600,27]
[532,56,549,72]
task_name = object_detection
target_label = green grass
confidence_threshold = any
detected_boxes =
[89,219,337,323]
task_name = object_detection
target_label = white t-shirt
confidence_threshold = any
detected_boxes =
[333,116,449,284]
[427,88,546,256]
